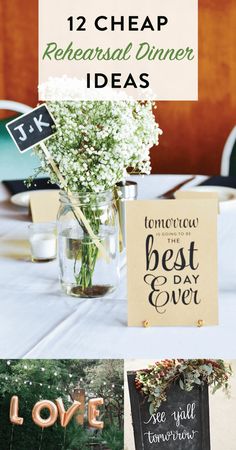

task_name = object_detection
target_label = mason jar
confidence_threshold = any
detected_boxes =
[57,190,120,298]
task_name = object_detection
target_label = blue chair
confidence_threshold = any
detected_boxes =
[0,100,40,181]
[221,126,236,176]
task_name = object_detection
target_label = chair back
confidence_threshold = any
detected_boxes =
[0,100,32,115]
[0,100,40,181]
[221,126,236,176]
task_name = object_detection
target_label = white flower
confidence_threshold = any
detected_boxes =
[33,79,162,192]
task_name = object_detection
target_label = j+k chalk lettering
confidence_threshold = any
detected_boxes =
[6,104,57,153]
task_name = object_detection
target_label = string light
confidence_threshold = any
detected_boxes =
[0,368,123,405]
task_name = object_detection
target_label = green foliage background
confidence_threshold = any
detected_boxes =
[0,359,124,450]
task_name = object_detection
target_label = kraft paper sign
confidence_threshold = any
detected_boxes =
[30,190,60,223]
[126,199,218,327]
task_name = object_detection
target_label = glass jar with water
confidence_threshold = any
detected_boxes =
[57,190,120,298]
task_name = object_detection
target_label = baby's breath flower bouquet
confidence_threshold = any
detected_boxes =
[33,100,161,192]
[135,359,232,414]
[31,79,162,296]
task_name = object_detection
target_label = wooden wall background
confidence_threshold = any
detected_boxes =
[0,0,38,114]
[0,0,235,175]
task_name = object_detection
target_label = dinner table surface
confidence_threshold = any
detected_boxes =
[0,174,236,359]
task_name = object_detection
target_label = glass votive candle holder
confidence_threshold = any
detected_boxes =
[28,223,57,262]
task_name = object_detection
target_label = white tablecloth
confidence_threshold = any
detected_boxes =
[0,175,236,359]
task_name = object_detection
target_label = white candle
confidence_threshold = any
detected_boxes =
[29,232,57,261]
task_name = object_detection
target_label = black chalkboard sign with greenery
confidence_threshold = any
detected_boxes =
[128,360,232,450]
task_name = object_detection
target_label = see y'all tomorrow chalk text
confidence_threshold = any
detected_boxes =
[144,402,198,445]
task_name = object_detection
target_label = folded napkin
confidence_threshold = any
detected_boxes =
[200,175,236,189]
[2,178,59,195]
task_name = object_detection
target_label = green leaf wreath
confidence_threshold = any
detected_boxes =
[135,359,232,415]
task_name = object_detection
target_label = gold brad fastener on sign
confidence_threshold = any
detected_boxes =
[143,320,150,328]
[197,320,204,328]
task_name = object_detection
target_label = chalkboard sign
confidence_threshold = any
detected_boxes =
[127,372,210,450]
[6,104,57,153]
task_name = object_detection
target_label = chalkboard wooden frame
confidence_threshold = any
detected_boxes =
[127,371,211,450]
